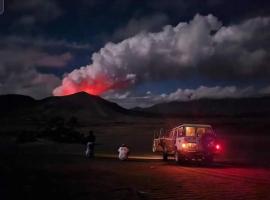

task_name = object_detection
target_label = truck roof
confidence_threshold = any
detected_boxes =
[174,124,212,129]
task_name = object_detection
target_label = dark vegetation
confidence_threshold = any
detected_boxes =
[15,116,85,144]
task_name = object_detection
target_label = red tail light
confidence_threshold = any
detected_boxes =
[215,144,220,150]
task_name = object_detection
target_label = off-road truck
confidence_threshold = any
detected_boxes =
[153,124,221,163]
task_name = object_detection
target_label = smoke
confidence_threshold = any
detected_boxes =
[53,14,270,96]
[53,72,135,96]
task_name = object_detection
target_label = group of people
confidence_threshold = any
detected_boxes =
[85,131,130,161]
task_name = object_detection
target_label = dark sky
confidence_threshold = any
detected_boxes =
[1,0,270,107]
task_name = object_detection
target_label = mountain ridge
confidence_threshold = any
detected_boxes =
[0,92,134,124]
[134,96,270,117]
[1,92,270,123]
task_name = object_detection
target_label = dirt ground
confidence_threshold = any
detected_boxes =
[1,142,270,200]
[1,118,270,200]
[1,152,270,200]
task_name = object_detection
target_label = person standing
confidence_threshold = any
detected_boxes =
[85,131,96,158]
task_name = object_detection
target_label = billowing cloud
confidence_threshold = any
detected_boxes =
[54,14,270,97]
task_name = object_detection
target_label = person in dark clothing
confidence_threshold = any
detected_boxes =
[85,131,96,158]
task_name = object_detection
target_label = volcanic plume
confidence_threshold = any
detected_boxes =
[53,14,270,96]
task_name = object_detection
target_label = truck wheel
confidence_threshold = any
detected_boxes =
[162,147,168,161]
[162,152,168,161]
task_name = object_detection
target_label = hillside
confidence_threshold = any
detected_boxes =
[0,92,134,127]
[2,93,270,129]
[135,97,270,117]
[37,92,131,118]
[0,94,37,112]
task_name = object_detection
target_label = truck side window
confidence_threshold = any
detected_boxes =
[197,128,206,137]
[185,127,196,137]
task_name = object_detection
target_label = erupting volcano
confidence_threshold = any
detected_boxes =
[53,73,135,96]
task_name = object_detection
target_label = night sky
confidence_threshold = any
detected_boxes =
[1,0,270,108]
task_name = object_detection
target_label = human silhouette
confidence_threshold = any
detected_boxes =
[85,131,96,158]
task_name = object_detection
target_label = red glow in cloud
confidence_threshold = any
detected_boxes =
[53,74,134,96]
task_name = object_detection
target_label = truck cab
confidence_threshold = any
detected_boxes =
[153,124,221,163]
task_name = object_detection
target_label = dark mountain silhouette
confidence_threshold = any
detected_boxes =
[36,92,131,118]
[1,93,270,127]
[135,97,270,117]
[0,92,134,126]
[0,94,36,113]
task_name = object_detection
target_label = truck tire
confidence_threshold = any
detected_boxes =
[163,152,168,161]
[162,147,168,161]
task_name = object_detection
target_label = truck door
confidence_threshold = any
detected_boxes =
[153,130,164,152]
[175,127,183,150]
[166,130,176,153]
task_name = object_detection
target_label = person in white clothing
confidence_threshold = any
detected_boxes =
[118,144,130,160]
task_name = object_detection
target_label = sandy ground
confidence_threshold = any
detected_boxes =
[1,119,270,200]
[1,143,270,200]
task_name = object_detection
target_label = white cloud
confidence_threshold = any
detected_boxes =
[104,91,130,100]
[104,85,270,108]
[155,86,254,102]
